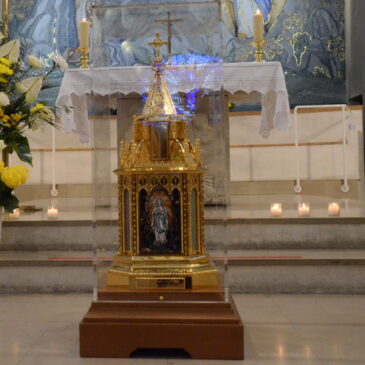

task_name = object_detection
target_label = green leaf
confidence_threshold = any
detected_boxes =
[2,193,19,213]
[3,144,13,154]
[4,134,32,165]
[0,182,19,213]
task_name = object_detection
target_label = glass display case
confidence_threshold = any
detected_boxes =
[89,0,230,304]
[80,1,243,359]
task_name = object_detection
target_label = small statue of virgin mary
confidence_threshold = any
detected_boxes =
[151,198,169,246]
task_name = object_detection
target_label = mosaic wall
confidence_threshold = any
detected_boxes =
[9,0,346,106]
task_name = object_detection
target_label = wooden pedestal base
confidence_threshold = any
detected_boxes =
[80,292,244,360]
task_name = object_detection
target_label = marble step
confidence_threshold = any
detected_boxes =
[1,250,365,294]
[2,217,365,251]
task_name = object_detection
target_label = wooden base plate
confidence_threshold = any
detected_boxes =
[80,292,244,360]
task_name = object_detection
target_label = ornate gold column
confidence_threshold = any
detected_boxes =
[2,0,9,40]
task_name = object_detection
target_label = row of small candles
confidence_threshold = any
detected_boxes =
[9,207,58,220]
[270,202,341,217]
[8,203,342,220]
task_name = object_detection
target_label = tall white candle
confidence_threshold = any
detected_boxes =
[79,18,90,49]
[253,10,264,42]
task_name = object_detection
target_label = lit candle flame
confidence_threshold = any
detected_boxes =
[256,9,262,15]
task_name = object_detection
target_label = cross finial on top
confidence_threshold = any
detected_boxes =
[149,33,168,63]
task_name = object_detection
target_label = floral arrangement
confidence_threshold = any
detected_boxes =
[0,36,68,213]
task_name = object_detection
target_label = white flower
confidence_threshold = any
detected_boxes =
[31,119,41,131]
[15,81,28,93]
[9,40,20,63]
[17,77,43,104]
[0,39,20,63]
[53,54,68,72]
[0,140,5,151]
[27,55,42,69]
[0,92,10,106]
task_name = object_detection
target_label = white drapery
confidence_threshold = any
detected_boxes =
[56,62,290,142]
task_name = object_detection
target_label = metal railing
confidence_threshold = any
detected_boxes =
[293,104,350,193]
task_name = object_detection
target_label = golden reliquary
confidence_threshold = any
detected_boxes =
[106,34,218,291]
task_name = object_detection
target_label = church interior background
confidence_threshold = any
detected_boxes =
[1,0,365,364]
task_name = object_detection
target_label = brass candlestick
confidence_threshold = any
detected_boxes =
[78,47,90,68]
[252,40,266,62]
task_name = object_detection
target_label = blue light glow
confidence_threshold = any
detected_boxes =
[169,53,221,65]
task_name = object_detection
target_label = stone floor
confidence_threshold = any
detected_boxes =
[1,294,364,365]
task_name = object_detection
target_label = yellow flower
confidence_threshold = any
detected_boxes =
[10,113,22,122]
[31,104,54,122]
[0,76,8,83]
[1,164,29,189]
[15,165,29,184]
[0,63,13,76]
[0,108,4,117]
[30,103,45,114]
[2,115,10,122]
[0,161,4,174]
[0,57,10,66]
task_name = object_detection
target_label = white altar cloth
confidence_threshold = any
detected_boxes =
[56,62,290,142]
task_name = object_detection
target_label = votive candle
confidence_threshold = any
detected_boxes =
[328,202,340,217]
[298,203,310,217]
[47,206,58,219]
[79,18,90,49]
[9,208,20,219]
[270,203,282,217]
[253,10,264,42]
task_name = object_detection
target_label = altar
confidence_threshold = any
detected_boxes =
[57,62,291,141]
[56,62,290,205]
